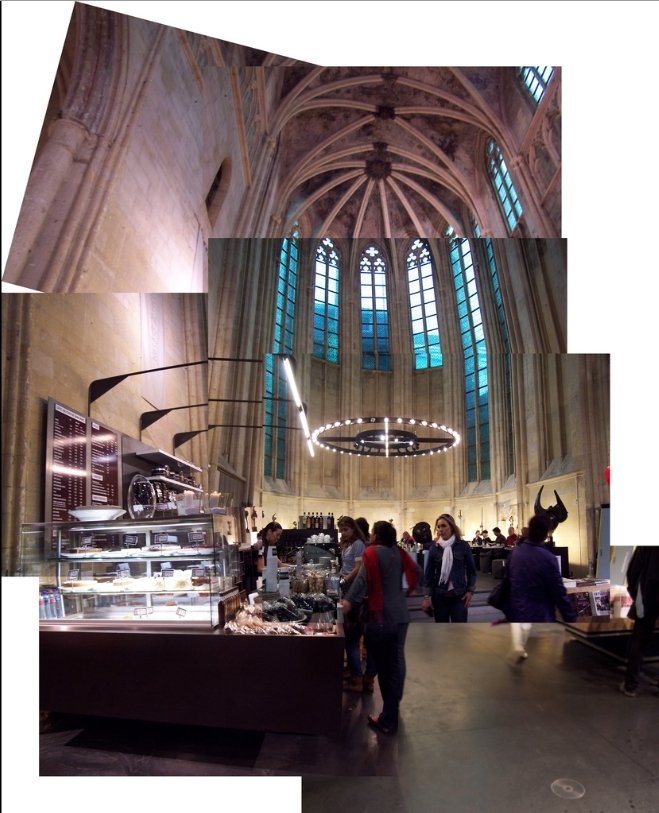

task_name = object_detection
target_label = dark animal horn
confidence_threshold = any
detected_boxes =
[552,490,568,524]
[534,485,548,517]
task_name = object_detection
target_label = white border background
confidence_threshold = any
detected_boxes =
[2,1,656,810]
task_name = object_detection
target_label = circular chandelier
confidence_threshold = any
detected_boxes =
[310,417,461,457]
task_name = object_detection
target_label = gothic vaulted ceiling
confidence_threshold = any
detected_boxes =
[265,66,544,238]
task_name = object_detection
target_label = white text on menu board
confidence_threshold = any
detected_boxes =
[51,404,87,521]
[90,421,120,506]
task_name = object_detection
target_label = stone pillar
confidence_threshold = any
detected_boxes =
[3,119,90,289]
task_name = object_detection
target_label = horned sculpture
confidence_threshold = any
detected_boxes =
[533,485,568,531]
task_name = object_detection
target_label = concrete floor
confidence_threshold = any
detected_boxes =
[36,620,659,812]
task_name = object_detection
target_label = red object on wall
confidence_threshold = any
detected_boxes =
[604,465,610,485]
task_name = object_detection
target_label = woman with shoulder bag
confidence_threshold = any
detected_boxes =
[422,513,477,622]
[343,521,421,735]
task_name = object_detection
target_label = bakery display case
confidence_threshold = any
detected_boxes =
[26,515,234,629]
[32,514,345,736]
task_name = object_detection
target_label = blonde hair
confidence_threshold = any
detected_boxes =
[435,513,462,539]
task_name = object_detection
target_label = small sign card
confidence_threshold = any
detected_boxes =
[188,531,206,544]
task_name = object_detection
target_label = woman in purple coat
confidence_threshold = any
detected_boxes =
[507,514,576,623]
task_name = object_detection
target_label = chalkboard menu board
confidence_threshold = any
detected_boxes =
[45,398,122,522]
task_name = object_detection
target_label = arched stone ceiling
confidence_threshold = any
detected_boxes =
[269,66,520,238]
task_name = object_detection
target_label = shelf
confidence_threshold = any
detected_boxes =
[147,476,203,493]
[136,449,201,473]
[55,553,217,564]
[60,587,218,595]
[23,516,211,534]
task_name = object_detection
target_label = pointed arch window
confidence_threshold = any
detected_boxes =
[313,238,340,363]
[360,245,391,371]
[449,237,490,482]
[519,66,554,104]
[483,238,514,478]
[264,236,298,479]
[406,238,442,369]
[486,139,523,234]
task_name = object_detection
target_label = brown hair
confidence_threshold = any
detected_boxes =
[337,516,367,543]
[371,520,397,547]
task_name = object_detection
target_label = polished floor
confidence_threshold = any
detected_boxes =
[37,611,659,812]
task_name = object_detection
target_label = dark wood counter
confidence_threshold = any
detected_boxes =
[40,622,345,737]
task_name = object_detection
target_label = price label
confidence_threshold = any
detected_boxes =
[188,531,206,544]
[124,535,138,547]
[154,533,169,545]
[176,607,187,617]
[161,568,174,578]
[67,569,80,580]
[134,607,148,617]
[81,536,93,548]
[191,567,206,578]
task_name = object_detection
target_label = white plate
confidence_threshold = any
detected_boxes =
[69,506,126,521]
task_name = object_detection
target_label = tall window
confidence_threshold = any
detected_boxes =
[483,239,514,478]
[519,66,554,104]
[486,139,523,234]
[360,245,391,371]
[449,237,490,481]
[406,238,442,369]
[313,238,340,363]
[264,237,298,479]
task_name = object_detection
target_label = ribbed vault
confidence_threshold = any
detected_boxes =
[265,66,549,238]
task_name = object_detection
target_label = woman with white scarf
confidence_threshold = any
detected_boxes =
[422,513,477,622]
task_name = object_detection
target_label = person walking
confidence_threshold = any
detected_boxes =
[619,546,659,697]
[506,514,576,663]
[342,521,420,735]
[508,623,533,664]
[421,513,476,622]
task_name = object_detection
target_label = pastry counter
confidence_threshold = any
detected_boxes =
[28,517,345,737]
[40,621,344,736]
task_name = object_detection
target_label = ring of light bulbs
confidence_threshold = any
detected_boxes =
[310,417,461,457]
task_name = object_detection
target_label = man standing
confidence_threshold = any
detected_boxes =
[619,546,659,697]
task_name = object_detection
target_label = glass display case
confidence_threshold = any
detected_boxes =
[24,516,234,628]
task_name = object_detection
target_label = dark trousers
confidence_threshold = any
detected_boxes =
[432,589,468,622]
[343,609,363,676]
[364,622,408,730]
[624,606,658,691]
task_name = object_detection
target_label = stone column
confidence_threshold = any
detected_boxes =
[3,119,90,289]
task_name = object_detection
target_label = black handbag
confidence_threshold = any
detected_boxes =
[488,549,515,614]
[487,574,511,612]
